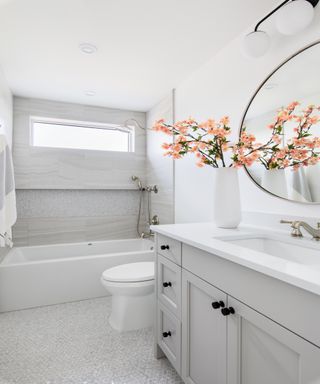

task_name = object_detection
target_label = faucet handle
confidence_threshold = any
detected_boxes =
[280,220,303,237]
[280,220,294,224]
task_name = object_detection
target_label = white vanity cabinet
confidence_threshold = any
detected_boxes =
[156,235,182,374]
[155,234,320,384]
[181,270,227,384]
[227,297,320,384]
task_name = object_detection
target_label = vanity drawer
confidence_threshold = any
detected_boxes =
[157,234,181,265]
[157,302,181,374]
[157,255,182,319]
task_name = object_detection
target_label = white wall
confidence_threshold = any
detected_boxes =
[174,6,320,223]
[0,66,12,147]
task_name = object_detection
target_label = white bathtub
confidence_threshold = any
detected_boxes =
[0,238,154,312]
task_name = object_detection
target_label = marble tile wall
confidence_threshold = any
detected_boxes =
[13,190,148,246]
[11,97,149,246]
[13,97,146,189]
[146,91,175,225]
[11,96,175,246]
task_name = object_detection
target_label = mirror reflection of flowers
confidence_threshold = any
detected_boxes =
[235,101,320,171]
[153,117,254,168]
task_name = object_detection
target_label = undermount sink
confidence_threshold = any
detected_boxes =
[220,235,320,265]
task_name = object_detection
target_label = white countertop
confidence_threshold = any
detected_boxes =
[151,222,320,297]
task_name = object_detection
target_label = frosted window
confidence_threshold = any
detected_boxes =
[31,119,134,152]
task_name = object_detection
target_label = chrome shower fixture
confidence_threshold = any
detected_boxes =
[131,175,159,238]
[122,118,151,131]
[131,176,158,193]
[131,175,143,190]
[146,185,158,194]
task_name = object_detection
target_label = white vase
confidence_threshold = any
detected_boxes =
[213,167,241,229]
[261,169,288,199]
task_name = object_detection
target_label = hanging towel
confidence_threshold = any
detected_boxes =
[0,135,17,247]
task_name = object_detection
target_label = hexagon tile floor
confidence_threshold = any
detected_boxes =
[0,297,183,384]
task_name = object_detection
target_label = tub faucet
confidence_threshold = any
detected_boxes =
[280,220,320,241]
[141,231,154,239]
[150,215,159,226]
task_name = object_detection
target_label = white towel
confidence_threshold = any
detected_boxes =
[0,135,17,247]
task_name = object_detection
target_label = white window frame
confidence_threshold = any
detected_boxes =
[29,116,135,153]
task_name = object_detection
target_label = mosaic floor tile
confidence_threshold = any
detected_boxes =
[0,297,183,384]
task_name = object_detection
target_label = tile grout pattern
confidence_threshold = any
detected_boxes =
[16,190,142,218]
[0,297,183,384]
[13,191,150,246]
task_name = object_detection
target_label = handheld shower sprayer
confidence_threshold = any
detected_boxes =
[131,175,159,237]
[131,175,143,191]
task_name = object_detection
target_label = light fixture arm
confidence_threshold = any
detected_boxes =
[254,0,319,32]
[254,0,290,31]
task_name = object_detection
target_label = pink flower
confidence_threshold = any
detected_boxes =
[220,116,230,126]
[308,116,320,125]
[287,101,300,111]
[272,135,281,145]
[162,143,171,150]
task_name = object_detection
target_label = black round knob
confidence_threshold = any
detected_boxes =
[162,331,171,338]
[221,307,235,316]
[163,282,172,288]
[160,245,170,250]
[211,301,225,309]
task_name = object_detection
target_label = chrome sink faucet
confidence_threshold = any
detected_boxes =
[280,220,320,241]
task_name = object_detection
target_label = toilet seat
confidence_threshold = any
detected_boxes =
[102,262,154,283]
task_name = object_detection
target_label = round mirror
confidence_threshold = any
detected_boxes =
[241,41,320,203]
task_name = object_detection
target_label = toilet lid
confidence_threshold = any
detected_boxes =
[102,262,154,283]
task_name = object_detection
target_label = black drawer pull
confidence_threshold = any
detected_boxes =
[162,331,171,338]
[163,282,172,288]
[160,245,170,250]
[211,301,225,309]
[221,307,235,316]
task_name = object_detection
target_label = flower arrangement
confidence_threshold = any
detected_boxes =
[153,116,251,168]
[153,101,320,171]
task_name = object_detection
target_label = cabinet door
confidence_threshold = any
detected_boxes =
[227,296,320,384]
[182,270,227,384]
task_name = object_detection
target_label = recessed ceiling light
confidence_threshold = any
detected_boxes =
[79,43,97,54]
[85,91,96,96]
[264,83,278,90]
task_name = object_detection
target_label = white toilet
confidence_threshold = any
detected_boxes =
[101,261,155,332]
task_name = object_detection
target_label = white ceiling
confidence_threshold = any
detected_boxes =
[0,0,277,112]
